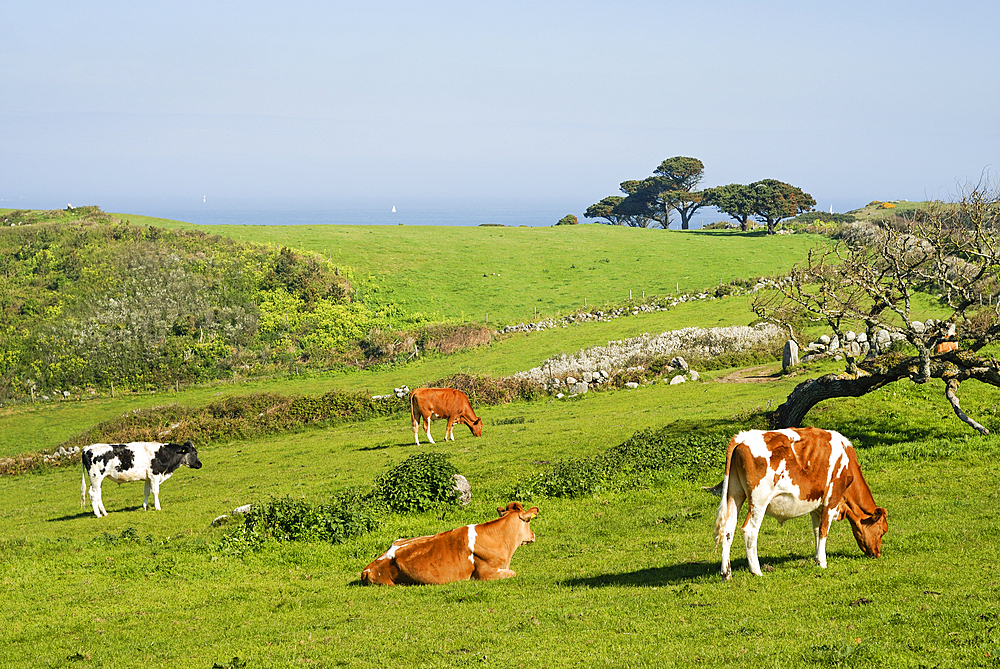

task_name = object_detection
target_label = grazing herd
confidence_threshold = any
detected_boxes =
[77,387,889,584]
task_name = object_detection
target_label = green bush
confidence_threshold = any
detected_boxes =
[221,490,379,553]
[511,428,729,499]
[372,452,460,513]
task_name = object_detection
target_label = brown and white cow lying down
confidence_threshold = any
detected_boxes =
[361,502,539,585]
[81,441,202,517]
[711,427,887,580]
[410,387,483,445]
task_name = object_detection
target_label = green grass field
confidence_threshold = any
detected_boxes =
[115,213,830,325]
[2,215,998,668]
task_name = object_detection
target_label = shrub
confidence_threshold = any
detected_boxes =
[372,452,460,513]
[58,391,408,451]
[555,214,579,226]
[511,428,729,499]
[431,372,542,405]
[219,490,379,553]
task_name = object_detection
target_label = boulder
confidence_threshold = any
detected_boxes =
[570,382,589,395]
[624,382,639,389]
[782,340,800,370]
[453,474,472,506]
[669,375,686,385]
[689,370,701,381]
[670,356,689,371]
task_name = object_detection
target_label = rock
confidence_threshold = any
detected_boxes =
[874,329,892,353]
[844,341,863,358]
[582,371,594,383]
[556,392,565,399]
[669,375,686,385]
[62,390,70,398]
[565,376,577,386]
[233,504,253,515]
[624,382,639,389]
[689,370,700,381]
[845,331,857,342]
[453,474,472,506]
[857,332,868,343]
[570,382,589,395]
[819,334,831,345]
[783,340,800,370]
[211,515,230,526]
[670,356,689,371]
[910,321,926,334]
[828,336,840,351]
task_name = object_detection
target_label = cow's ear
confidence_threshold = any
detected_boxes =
[185,440,194,448]
[521,507,539,521]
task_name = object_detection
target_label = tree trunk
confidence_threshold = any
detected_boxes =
[771,350,1000,433]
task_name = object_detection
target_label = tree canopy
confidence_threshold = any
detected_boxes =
[584,196,628,226]
[704,184,757,231]
[586,159,814,232]
[750,179,816,234]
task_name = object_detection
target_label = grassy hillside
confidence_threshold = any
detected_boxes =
[2,207,998,668]
[2,362,998,668]
[116,212,831,324]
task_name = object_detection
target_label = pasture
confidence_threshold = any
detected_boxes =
[1,219,999,668]
[115,213,829,325]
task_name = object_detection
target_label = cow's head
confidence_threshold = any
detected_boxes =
[174,440,203,470]
[847,506,888,558]
[497,501,539,545]
[469,417,483,437]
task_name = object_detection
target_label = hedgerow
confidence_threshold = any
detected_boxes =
[58,391,408,451]
[510,428,729,500]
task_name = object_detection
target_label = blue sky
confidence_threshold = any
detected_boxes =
[2,0,998,218]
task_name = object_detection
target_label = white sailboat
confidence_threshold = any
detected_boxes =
[392,205,396,213]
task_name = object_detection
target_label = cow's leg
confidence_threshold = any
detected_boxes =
[719,490,743,580]
[89,479,106,517]
[445,418,456,441]
[424,415,435,444]
[149,479,162,511]
[143,480,152,511]
[472,560,517,580]
[413,413,420,445]
[741,501,767,577]
[813,506,839,569]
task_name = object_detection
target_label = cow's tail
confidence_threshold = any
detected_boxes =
[713,436,739,546]
[80,458,87,508]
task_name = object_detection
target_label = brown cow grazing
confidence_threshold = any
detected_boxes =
[410,387,483,445]
[711,427,887,580]
[361,502,539,585]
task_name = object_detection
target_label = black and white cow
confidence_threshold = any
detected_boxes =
[81,441,202,517]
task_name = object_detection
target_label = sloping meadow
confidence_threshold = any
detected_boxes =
[3,368,1000,668]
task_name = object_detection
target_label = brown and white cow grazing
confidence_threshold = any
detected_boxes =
[712,427,887,580]
[410,387,483,445]
[361,501,539,585]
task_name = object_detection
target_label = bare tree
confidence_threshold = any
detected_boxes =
[754,182,1000,434]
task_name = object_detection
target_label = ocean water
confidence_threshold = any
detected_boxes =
[9,195,720,228]
[136,202,722,229]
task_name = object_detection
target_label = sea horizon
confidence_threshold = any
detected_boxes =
[2,195,729,229]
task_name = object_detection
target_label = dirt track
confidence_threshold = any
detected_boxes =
[715,365,783,383]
